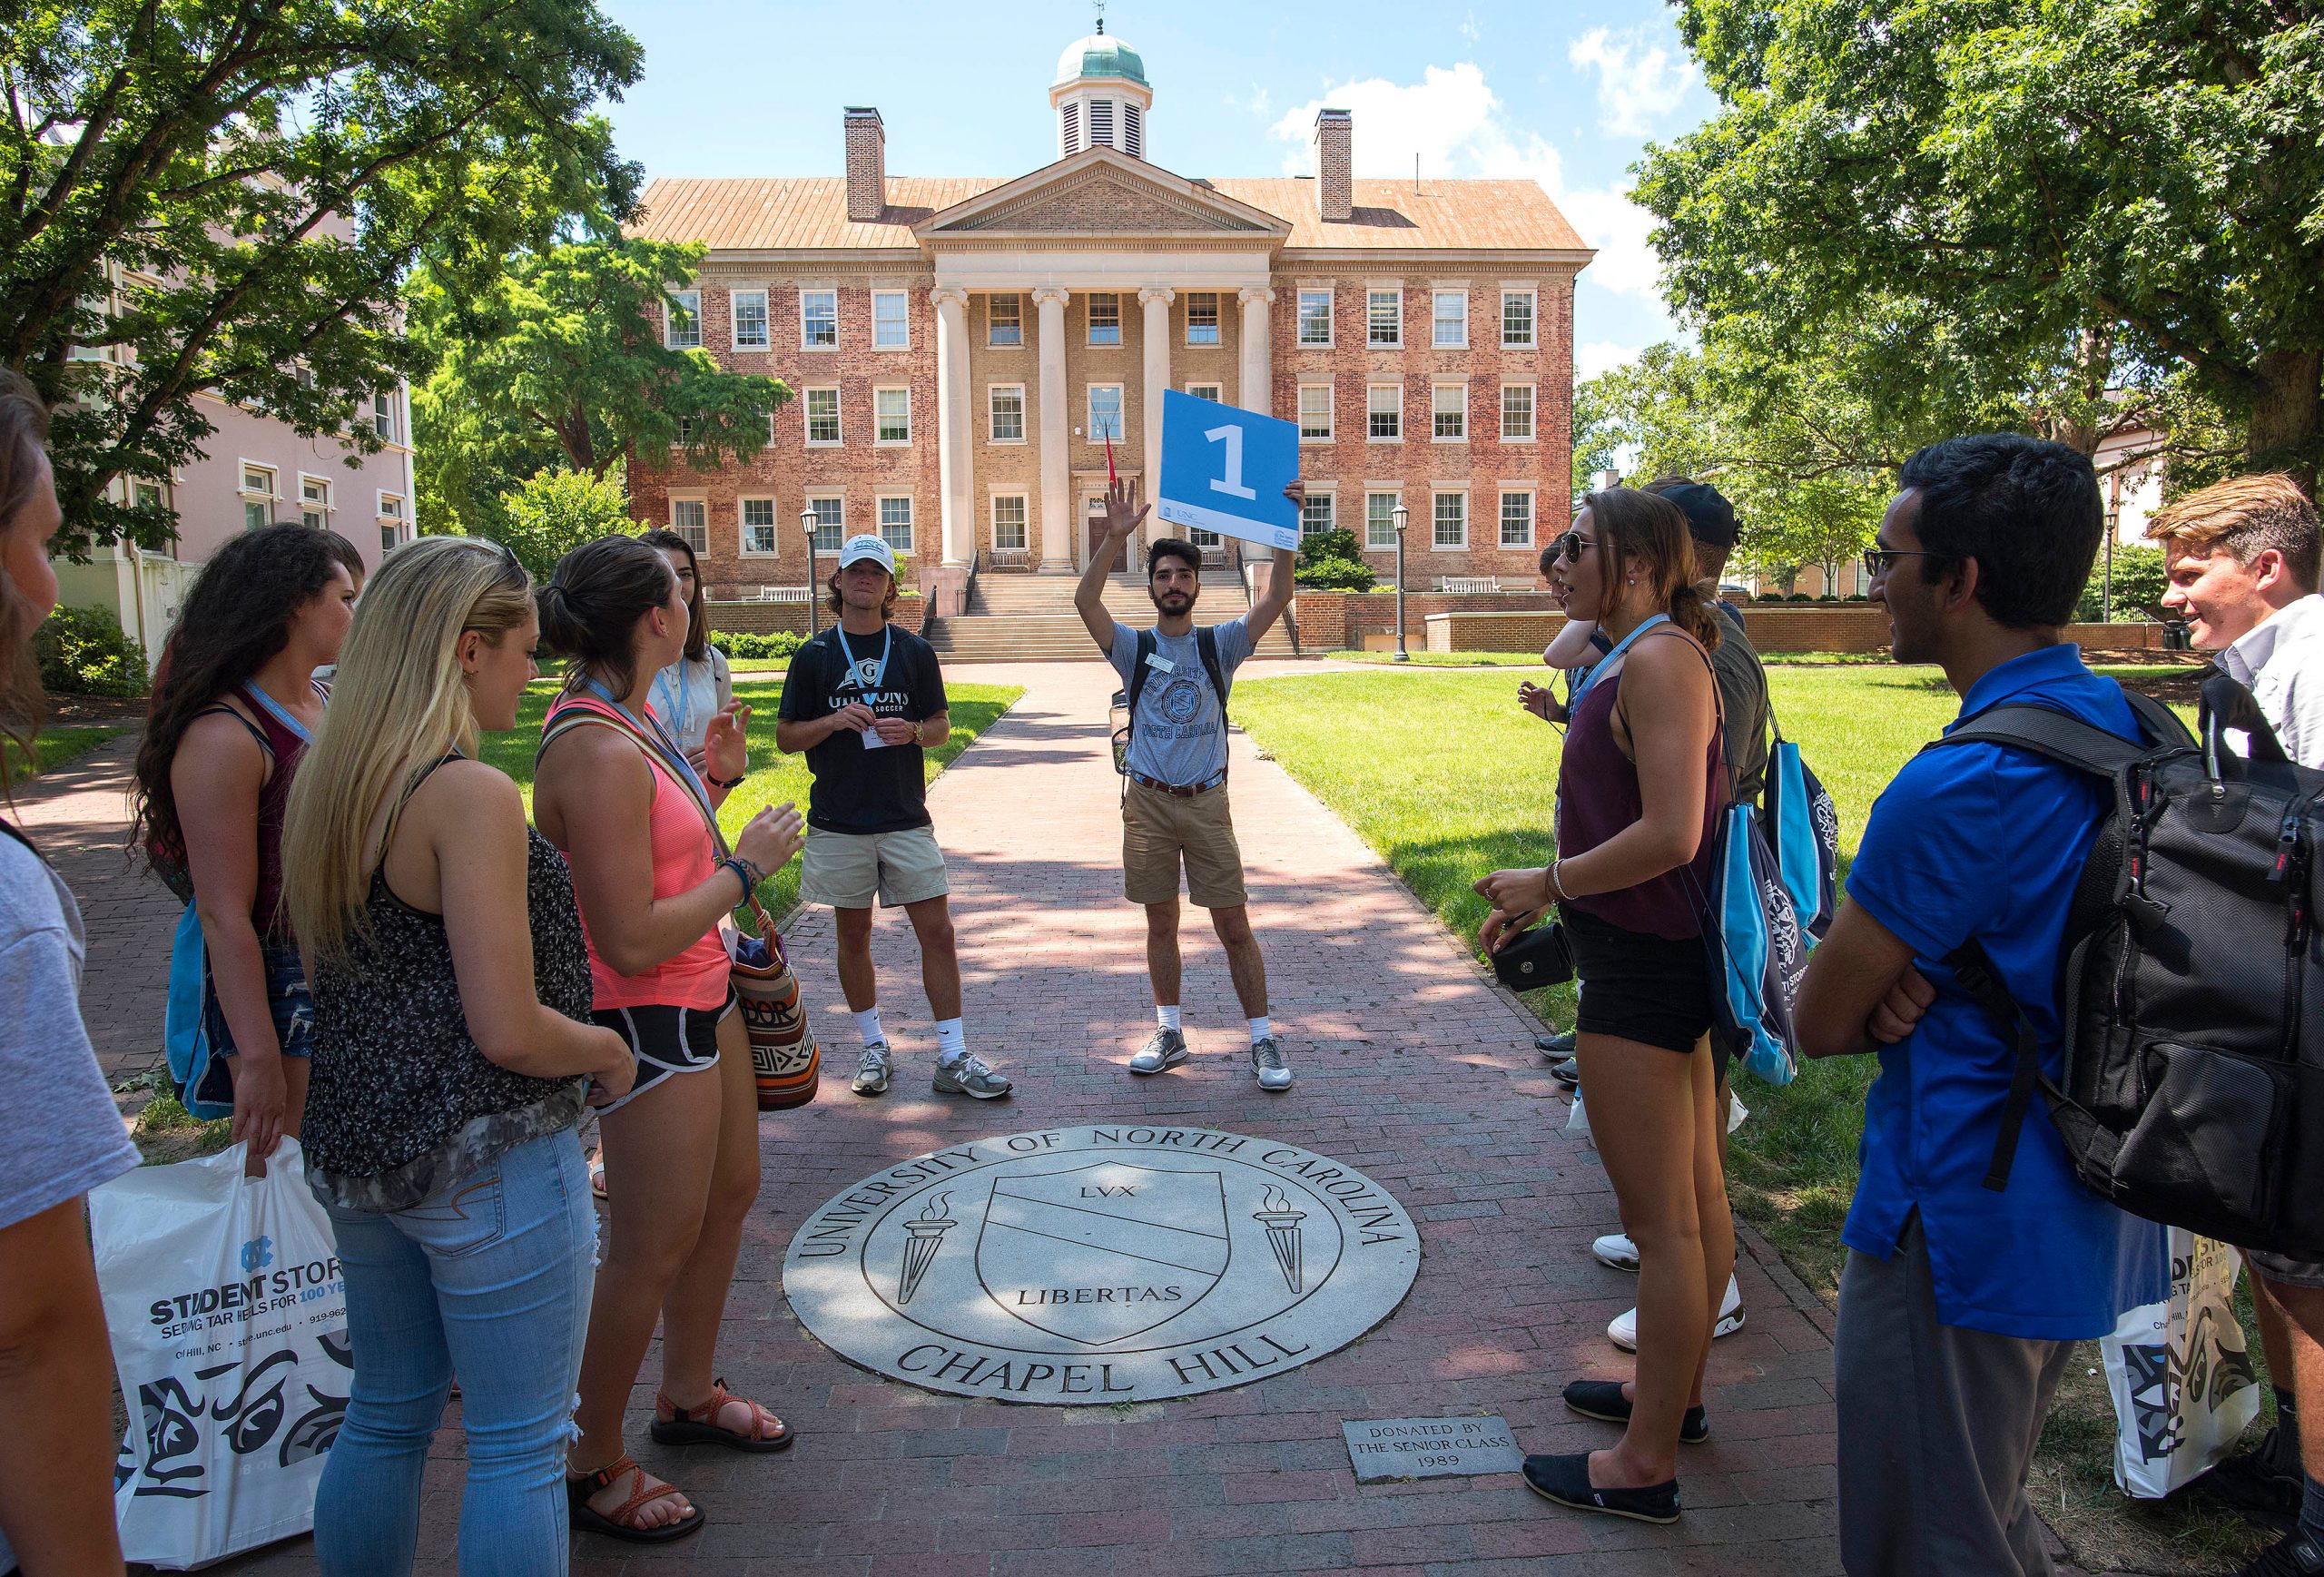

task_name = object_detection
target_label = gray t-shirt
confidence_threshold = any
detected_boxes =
[1108,616,1256,787]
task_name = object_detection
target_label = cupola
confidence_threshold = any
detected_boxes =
[1050,20,1150,161]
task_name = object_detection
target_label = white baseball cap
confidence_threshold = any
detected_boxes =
[837,534,895,575]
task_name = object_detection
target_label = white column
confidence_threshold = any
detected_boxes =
[1238,286,1275,415]
[931,287,973,567]
[1138,287,1175,546]
[1032,287,1072,571]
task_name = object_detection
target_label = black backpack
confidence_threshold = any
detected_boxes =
[1109,626,1228,779]
[1930,675,2324,1257]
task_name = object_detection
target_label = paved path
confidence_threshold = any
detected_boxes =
[71,663,1871,1575]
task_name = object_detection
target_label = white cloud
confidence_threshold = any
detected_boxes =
[1567,25,1696,137]
[1577,340,1641,381]
[1460,11,1481,44]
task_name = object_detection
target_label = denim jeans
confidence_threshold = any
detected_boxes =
[315,1127,594,1577]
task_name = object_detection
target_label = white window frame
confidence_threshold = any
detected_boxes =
[1433,488,1470,550]
[804,492,845,554]
[239,460,276,530]
[738,496,780,557]
[1186,380,1223,403]
[990,493,1029,552]
[377,490,408,554]
[731,289,770,350]
[1365,488,1403,550]
[1501,382,1537,442]
[1432,381,1468,443]
[1499,488,1536,550]
[800,288,839,350]
[372,390,399,443]
[988,384,1026,443]
[1433,290,1469,350]
[1366,383,1402,442]
[298,473,331,530]
[988,293,1024,348]
[1297,383,1334,443]
[871,290,910,350]
[1296,288,1334,348]
[1184,291,1221,348]
[873,386,911,445]
[1298,486,1336,540]
[1501,288,1537,350]
[1088,382,1124,442]
[875,493,915,555]
[1367,288,1403,348]
[803,386,842,446]
[669,494,710,555]
[673,415,697,448]
[1087,292,1122,346]
[665,289,701,350]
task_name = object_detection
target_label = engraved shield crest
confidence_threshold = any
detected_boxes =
[977,1163,1229,1344]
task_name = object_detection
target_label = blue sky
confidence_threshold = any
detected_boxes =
[595,1,1710,376]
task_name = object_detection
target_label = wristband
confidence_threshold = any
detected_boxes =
[722,856,762,901]
[706,769,745,790]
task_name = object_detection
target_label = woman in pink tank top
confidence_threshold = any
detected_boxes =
[534,535,803,1543]
[1474,488,1730,1526]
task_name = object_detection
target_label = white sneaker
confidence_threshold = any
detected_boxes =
[1250,1036,1293,1091]
[1592,1233,1640,1272]
[1608,1274,1744,1353]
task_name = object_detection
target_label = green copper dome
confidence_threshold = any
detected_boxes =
[1054,32,1146,87]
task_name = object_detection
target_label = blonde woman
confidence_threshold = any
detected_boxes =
[281,537,633,1576]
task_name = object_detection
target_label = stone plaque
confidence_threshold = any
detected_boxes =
[1341,1415,1524,1483]
[783,1125,1420,1404]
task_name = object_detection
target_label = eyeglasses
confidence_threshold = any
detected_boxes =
[1550,530,1596,565]
[1860,547,1947,579]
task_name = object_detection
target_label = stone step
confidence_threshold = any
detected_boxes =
[926,612,1295,662]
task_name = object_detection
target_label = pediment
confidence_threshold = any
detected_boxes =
[917,149,1291,242]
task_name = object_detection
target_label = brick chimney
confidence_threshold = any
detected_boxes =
[844,106,885,222]
[1314,108,1352,222]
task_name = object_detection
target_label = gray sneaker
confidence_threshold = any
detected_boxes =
[1128,1027,1188,1075]
[851,1042,892,1098]
[933,1053,1012,1099]
[1250,1036,1293,1092]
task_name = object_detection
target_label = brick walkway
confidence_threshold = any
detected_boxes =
[68,664,1878,1575]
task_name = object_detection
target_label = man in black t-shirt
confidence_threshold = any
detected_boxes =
[775,536,1012,1100]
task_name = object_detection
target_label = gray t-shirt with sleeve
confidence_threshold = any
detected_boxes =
[1108,616,1256,787]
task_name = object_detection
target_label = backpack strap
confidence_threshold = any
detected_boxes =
[539,703,730,860]
[1122,628,1159,766]
[1945,937,2050,1192]
[1924,702,2154,776]
[1196,625,1229,710]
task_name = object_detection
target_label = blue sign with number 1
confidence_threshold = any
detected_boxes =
[1155,389,1301,552]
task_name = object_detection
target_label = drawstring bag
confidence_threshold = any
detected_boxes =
[1759,726,1840,940]
[163,904,235,1120]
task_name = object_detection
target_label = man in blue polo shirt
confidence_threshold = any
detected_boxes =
[1797,433,2167,1576]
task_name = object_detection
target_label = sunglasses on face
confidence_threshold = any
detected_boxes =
[1550,530,1596,565]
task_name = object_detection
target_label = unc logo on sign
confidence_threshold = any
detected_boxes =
[783,1126,1419,1403]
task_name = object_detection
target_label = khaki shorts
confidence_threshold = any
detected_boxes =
[801,824,950,911]
[1123,780,1247,909]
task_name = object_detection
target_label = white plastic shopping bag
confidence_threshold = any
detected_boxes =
[89,1139,350,1568]
[1565,1092,1591,1145]
[2101,1227,2260,1498]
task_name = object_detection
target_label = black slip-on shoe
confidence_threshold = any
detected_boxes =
[1561,1380,1709,1444]
[1521,1451,1679,1523]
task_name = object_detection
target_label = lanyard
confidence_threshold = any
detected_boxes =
[580,677,709,803]
[1566,613,1669,713]
[832,624,891,696]
[651,661,691,739]
[240,680,315,744]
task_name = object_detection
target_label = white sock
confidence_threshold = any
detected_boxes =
[1248,1015,1273,1044]
[854,1007,885,1049]
[934,1019,967,1067]
[1157,1004,1183,1032]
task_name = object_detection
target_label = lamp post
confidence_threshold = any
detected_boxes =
[1391,501,1411,663]
[800,507,821,637]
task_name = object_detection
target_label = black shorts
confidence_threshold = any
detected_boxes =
[591,989,735,1114]
[1564,906,1716,1055]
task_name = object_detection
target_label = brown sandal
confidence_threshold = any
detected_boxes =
[650,1379,793,1453]
[566,1455,704,1543]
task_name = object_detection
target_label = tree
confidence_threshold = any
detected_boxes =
[2,0,645,556]
[488,465,636,580]
[409,238,788,490]
[2076,541,2169,623]
[1637,1,2324,489]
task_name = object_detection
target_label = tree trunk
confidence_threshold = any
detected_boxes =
[2250,349,2322,498]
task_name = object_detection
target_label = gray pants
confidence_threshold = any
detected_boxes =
[1836,1214,2072,1576]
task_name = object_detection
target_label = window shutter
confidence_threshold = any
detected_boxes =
[1123,103,1143,159]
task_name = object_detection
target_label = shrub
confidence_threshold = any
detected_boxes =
[34,604,150,696]
[707,628,804,662]
[487,467,639,579]
[2074,541,2168,622]
[1293,527,1378,592]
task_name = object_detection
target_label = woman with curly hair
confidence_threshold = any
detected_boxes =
[133,523,364,1167]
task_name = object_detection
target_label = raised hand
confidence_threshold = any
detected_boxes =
[702,702,751,783]
[1102,477,1150,542]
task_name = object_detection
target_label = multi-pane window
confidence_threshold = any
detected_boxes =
[1299,491,1334,539]
[1187,382,1222,403]
[1088,384,1123,440]
[373,392,398,442]
[874,387,911,444]
[989,293,1023,347]
[1367,289,1402,346]
[806,495,843,553]
[1433,490,1468,549]
[1297,384,1333,441]
[992,495,1029,552]
[379,492,406,556]
[1502,290,1536,349]
[671,498,708,554]
[804,388,841,445]
[1185,292,1221,346]
[732,290,770,350]
[1433,383,1467,440]
[1433,291,1468,348]
[300,476,330,529]
[989,385,1025,442]
[1367,383,1401,440]
[872,291,909,349]
[1297,289,1333,346]
[741,498,777,556]
[1502,383,1536,440]
[674,416,696,448]
[1500,491,1534,549]
[665,290,701,350]
[801,290,838,349]
[878,496,913,553]
[1087,292,1121,345]
[241,464,274,531]
[1366,491,1402,549]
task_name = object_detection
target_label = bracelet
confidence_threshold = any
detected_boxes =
[1546,862,1571,904]
[722,856,763,900]
[912,719,925,745]
[706,769,745,789]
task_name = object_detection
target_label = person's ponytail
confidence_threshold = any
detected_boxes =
[1581,487,1721,655]
[537,536,674,700]
[1669,580,1722,653]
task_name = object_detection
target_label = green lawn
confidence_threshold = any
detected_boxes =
[4,724,127,784]
[1327,650,1554,667]
[482,676,1022,919]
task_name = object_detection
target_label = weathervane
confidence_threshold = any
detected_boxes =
[1093,0,1106,34]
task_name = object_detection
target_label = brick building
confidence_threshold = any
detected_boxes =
[626,26,1591,610]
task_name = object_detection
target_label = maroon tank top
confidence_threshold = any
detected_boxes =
[1556,636,1723,942]
[192,681,319,934]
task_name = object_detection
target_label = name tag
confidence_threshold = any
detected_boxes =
[1146,653,1177,674]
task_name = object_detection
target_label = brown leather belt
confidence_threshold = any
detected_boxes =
[1130,772,1225,799]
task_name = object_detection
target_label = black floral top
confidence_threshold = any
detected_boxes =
[303,805,596,1211]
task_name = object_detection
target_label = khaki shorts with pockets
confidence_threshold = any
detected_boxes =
[1123,780,1247,909]
[802,824,950,910]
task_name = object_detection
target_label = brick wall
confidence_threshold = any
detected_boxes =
[1418,608,2163,655]
[707,596,926,636]
[1291,589,1561,649]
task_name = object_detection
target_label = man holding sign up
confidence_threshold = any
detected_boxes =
[1076,389,1304,1090]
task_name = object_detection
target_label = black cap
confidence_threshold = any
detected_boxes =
[1655,482,1738,551]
